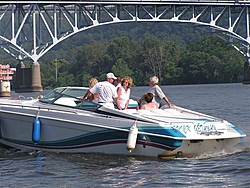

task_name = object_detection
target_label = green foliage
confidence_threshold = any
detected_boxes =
[40,59,76,89]
[141,36,181,85]
[179,36,244,84]
[38,34,244,88]
[111,58,133,78]
[1,23,245,87]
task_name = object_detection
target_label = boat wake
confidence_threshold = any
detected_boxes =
[177,147,250,160]
[0,143,249,160]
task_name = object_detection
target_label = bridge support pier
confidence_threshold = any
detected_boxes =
[31,62,43,92]
[15,62,43,92]
[243,61,250,84]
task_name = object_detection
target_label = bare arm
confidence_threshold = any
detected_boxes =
[137,94,145,106]
[113,97,119,109]
[136,94,145,110]
[116,87,123,110]
[163,96,174,107]
[81,89,92,100]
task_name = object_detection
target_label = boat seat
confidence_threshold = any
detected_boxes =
[54,98,77,107]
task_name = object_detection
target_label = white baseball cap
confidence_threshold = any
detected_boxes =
[106,72,117,79]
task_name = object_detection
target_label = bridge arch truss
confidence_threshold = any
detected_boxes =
[1,1,250,62]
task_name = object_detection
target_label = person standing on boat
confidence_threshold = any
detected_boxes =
[83,72,118,108]
[116,76,133,110]
[137,76,174,109]
[140,93,157,110]
[113,76,121,90]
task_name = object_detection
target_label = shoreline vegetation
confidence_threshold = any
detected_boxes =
[0,23,244,89]
[41,35,244,89]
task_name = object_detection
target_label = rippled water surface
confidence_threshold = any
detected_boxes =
[0,83,249,187]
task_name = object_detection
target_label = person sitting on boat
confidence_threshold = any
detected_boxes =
[140,93,157,110]
[116,76,133,110]
[83,72,118,108]
[82,78,98,103]
[137,76,174,109]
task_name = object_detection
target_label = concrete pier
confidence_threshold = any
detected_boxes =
[31,63,43,92]
[15,62,43,92]
[243,61,250,84]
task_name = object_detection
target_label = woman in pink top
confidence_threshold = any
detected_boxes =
[116,76,133,110]
[140,93,157,110]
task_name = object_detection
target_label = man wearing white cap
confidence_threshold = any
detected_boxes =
[83,72,118,108]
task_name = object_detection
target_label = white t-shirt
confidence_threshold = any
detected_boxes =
[118,86,130,109]
[90,81,118,103]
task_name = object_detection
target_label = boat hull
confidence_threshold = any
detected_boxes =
[0,86,246,158]
[0,107,244,158]
[0,106,178,157]
[159,138,243,158]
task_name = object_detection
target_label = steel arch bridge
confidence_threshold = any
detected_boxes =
[0,0,250,86]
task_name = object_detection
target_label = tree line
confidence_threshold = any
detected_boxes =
[39,34,244,89]
[1,22,244,89]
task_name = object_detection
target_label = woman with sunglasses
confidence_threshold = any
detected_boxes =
[116,76,133,110]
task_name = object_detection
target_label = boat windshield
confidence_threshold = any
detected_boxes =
[39,86,138,110]
[39,87,88,105]
[39,87,101,110]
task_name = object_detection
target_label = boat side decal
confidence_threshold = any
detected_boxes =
[0,129,180,151]
[138,126,185,138]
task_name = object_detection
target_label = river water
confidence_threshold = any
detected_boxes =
[0,83,249,187]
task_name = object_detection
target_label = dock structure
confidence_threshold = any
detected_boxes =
[0,64,16,97]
